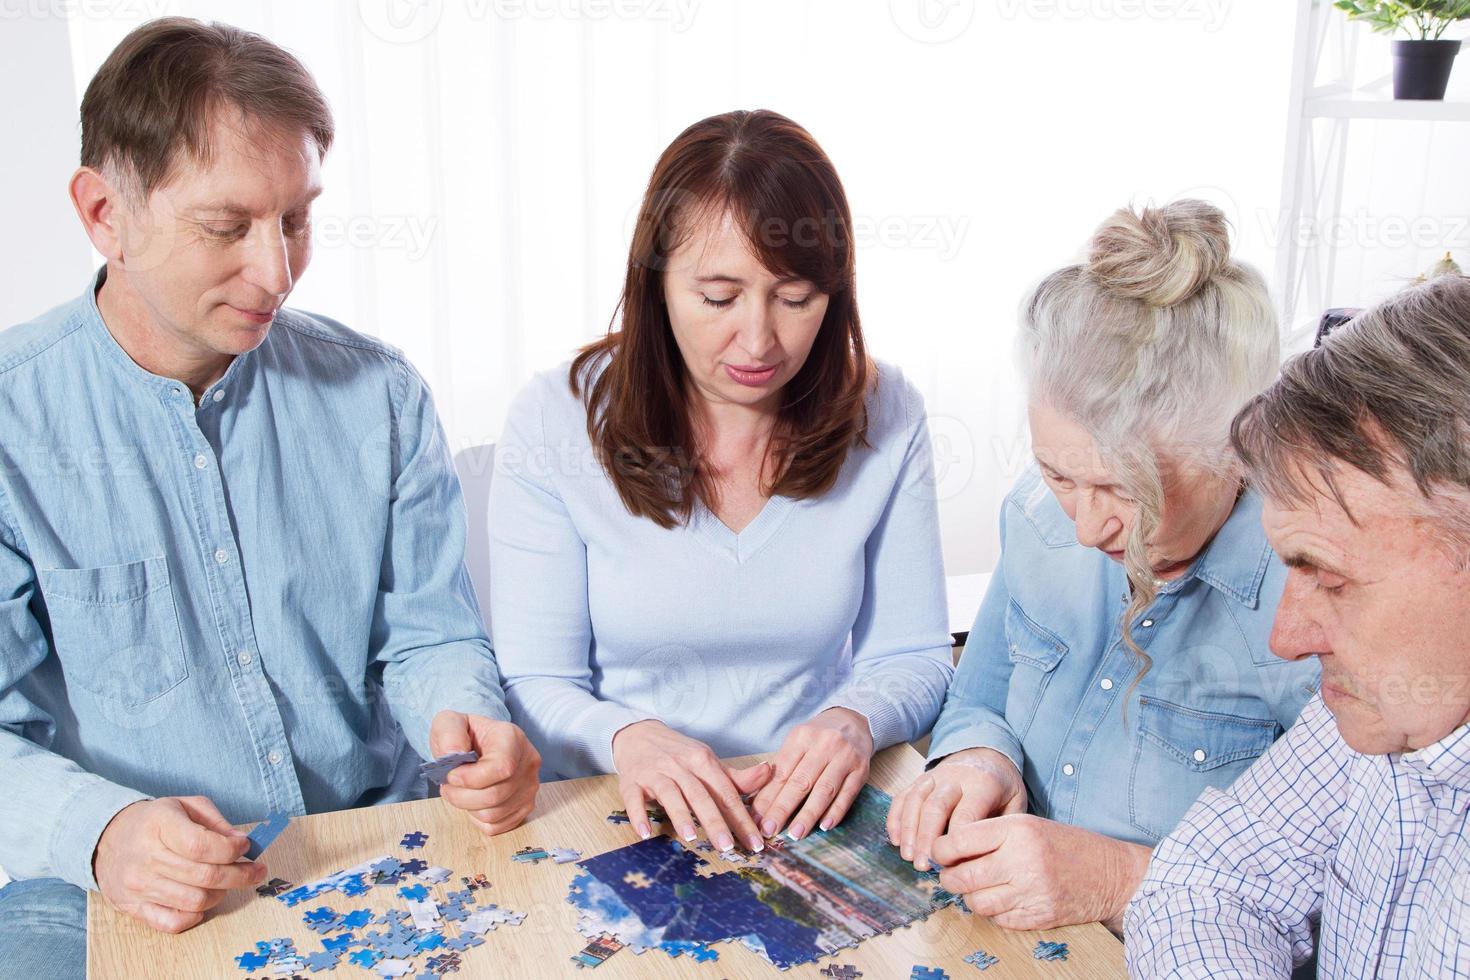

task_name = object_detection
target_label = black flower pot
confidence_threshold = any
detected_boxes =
[1392,38,1462,100]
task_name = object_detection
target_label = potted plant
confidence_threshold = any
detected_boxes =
[1335,0,1470,99]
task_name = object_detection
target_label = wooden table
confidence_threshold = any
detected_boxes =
[88,744,1126,978]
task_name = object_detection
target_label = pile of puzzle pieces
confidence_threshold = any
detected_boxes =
[234,831,526,978]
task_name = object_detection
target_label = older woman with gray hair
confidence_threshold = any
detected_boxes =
[887,199,1320,932]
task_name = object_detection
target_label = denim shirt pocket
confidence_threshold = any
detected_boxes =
[1128,695,1277,841]
[38,556,190,708]
[1003,599,1067,742]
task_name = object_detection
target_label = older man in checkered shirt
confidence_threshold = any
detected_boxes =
[1126,273,1470,978]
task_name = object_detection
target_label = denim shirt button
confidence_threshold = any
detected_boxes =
[1193,749,1207,763]
[1062,763,1076,776]
[214,549,229,565]
[1142,619,1155,628]
[1100,678,1114,691]
[268,750,283,766]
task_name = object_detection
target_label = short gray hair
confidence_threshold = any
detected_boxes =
[1232,274,1470,554]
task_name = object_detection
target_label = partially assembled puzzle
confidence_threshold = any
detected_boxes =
[565,785,962,971]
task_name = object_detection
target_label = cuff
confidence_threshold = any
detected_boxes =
[576,700,659,776]
[819,686,907,753]
[386,649,512,762]
[924,721,1025,777]
[50,776,151,892]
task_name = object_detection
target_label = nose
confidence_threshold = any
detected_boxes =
[243,222,293,298]
[1074,489,1120,550]
[733,299,778,363]
[1269,572,1327,663]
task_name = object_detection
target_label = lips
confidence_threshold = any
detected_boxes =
[229,304,277,325]
[725,363,780,387]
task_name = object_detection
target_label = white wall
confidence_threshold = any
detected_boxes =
[0,9,92,329]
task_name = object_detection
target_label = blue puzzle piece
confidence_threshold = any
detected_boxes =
[911,968,949,980]
[400,831,429,850]
[444,933,485,952]
[244,812,290,861]
[321,933,357,952]
[440,903,471,923]
[1033,941,1069,961]
[234,951,269,970]
[400,859,428,875]
[417,749,479,784]
[348,948,384,968]
[964,949,1000,971]
[415,932,446,952]
[302,950,340,973]
[340,909,373,929]
[339,874,371,897]
[398,883,429,901]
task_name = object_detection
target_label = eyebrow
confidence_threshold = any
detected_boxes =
[1280,551,1349,577]
[187,185,324,217]
[693,273,807,286]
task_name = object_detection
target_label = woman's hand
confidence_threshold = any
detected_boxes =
[932,814,1153,931]
[611,720,772,852]
[887,747,1027,871]
[750,707,873,841]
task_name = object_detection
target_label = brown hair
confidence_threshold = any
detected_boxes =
[80,17,334,198]
[570,109,872,529]
[1232,274,1470,547]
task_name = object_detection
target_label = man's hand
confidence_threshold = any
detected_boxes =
[93,796,266,934]
[932,814,1153,932]
[430,711,540,835]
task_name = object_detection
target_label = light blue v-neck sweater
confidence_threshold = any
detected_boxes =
[487,359,954,780]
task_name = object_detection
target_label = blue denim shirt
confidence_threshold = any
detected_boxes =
[0,272,508,891]
[927,466,1320,847]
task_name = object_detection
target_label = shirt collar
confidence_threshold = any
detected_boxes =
[1401,723,1470,793]
[80,265,251,401]
[1163,487,1273,609]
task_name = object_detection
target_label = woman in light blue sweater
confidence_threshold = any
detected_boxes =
[488,110,953,856]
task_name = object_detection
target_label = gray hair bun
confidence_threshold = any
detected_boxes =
[1087,199,1231,308]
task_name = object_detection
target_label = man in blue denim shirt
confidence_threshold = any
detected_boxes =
[0,19,538,974]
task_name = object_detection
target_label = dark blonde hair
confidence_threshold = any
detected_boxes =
[571,109,872,529]
[81,17,334,198]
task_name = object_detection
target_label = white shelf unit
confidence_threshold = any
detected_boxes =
[1276,0,1470,345]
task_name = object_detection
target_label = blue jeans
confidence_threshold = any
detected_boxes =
[0,878,87,978]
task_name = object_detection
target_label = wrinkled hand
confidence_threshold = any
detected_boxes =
[430,711,541,835]
[932,814,1152,931]
[887,747,1027,871]
[94,796,265,934]
[611,720,772,852]
[750,707,873,841]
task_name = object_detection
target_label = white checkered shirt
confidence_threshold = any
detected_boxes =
[1126,693,1470,978]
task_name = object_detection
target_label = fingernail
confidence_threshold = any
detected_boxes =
[761,819,775,836]
[717,834,734,852]
[916,856,929,871]
[789,822,806,840]
[638,825,652,840]
[681,826,696,842]
[819,820,831,833]
[749,836,764,852]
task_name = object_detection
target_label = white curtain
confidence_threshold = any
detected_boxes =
[65,0,1299,576]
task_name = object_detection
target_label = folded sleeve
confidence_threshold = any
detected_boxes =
[0,483,149,891]
[819,376,954,750]
[374,359,510,764]
[1125,696,1345,978]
